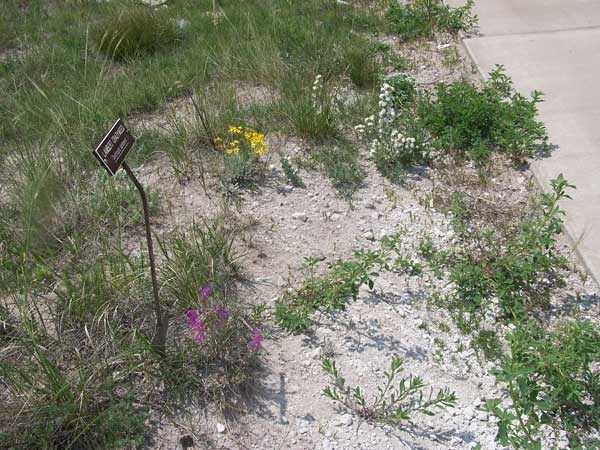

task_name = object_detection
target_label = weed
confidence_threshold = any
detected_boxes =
[485,320,600,448]
[0,312,147,450]
[93,7,180,60]
[214,125,268,190]
[280,156,306,188]
[275,250,386,332]
[472,329,503,361]
[342,38,380,89]
[438,176,570,323]
[278,73,338,142]
[322,356,456,425]
[418,66,548,164]
[355,79,430,183]
[315,142,365,200]
[387,0,477,41]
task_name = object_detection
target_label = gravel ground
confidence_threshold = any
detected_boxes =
[123,37,599,450]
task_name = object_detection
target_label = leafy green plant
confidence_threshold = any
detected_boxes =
[93,7,180,60]
[387,0,477,41]
[418,66,548,164]
[427,175,572,326]
[275,250,386,332]
[485,320,600,449]
[280,156,306,188]
[322,356,456,425]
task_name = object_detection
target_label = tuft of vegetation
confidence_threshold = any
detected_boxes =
[93,7,180,60]
[280,156,306,188]
[275,252,385,332]
[322,356,456,425]
[419,66,548,164]
[485,320,600,449]
[315,142,365,200]
[387,0,477,41]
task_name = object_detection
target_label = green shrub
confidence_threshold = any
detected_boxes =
[418,66,548,164]
[94,7,180,60]
[485,320,600,448]
[387,0,477,41]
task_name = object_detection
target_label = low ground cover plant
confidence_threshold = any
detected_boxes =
[322,356,456,425]
[358,68,548,182]
[387,0,477,41]
[275,251,386,332]
[485,320,600,448]
[214,125,267,190]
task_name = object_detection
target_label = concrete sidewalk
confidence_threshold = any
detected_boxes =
[447,0,600,285]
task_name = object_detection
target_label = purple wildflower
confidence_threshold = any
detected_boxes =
[248,327,264,352]
[186,309,199,327]
[191,320,207,344]
[212,306,229,328]
[199,285,213,300]
[186,309,207,344]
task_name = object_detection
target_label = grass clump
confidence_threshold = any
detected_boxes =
[485,320,600,448]
[387,0,477,41]
[322,356,456,425]
[419,66,548,164]
[93,6,180,60]
[315,142,365,200]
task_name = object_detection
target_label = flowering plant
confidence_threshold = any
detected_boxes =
[355,78,429,181]
[214,125,266,156]
[214,125,267,189]
[186,284,265,354]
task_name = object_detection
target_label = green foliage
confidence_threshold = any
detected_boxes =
[280,156,306,188]
[0,317,147,450]
[315,143,365,200]
[93,7,180,60]
[485,321,600,448]
[275,251,386,332]
[160,219,240,309]
[342,37,380,89]
[387,0,477,41]
[472,329,503,361]
[436,176,571,324]
[56,252,150,324]
[278,73,339,142]
[418,67,548,164]
[322,356,456,424]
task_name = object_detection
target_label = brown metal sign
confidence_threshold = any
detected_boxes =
[92,118,135,176]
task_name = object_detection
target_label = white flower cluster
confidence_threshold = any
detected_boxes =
[354,82,417,161]
[311,74,323,110]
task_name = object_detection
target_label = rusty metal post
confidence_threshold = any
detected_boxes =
[122,162,167,355]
